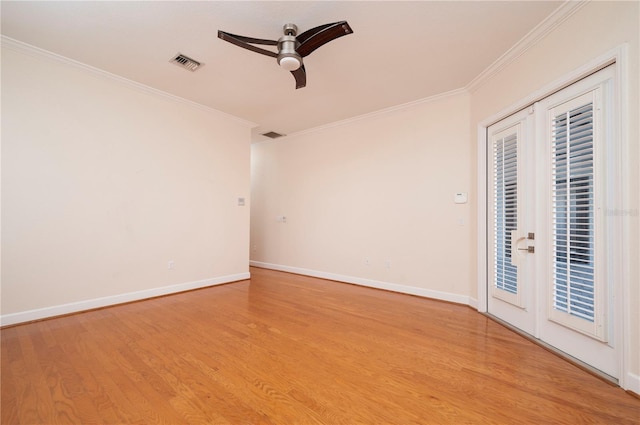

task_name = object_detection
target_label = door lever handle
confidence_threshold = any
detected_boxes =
[511,230,534,267]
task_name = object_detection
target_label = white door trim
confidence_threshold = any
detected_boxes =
[476,44,630,389]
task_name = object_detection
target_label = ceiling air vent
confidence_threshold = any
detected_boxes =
[170,53,202,71]
[262,131,286,139]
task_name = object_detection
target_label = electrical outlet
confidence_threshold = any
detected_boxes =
[168,260,175,270]
[364,257,370,266]
[384,260,391,269]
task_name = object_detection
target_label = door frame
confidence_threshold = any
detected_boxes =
[476,45,631,388]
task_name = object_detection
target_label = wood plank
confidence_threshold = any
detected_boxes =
[2,267,639,424]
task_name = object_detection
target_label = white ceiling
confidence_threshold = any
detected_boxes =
[1,1,563,142]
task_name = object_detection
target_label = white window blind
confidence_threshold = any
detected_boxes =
[551,103,595,322]
[494,133,518,295]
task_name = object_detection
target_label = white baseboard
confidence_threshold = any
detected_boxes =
[625,372,640,395]
[0,272,250,327]
[250,261,473,306]
[467,297,479,310]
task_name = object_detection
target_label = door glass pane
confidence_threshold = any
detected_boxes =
[494,133,518,294]
[551,103,595,322]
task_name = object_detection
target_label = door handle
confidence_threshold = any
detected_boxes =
[511,230,534,266]
[518,246,535,253]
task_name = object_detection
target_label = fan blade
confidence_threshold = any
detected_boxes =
[217,30,277,46]
[218,30,278,58]
[296,21,353,57]
[291,65,306,89]
[296,22,335,44]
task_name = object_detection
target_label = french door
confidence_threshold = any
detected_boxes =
[488,107,537,336]
[487,65,619,378]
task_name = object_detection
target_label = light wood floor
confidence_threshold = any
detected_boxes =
[2,267,639,424]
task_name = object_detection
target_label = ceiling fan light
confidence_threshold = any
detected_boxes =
[279,56,301,71]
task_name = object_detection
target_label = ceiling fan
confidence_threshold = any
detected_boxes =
[218,21,353,89]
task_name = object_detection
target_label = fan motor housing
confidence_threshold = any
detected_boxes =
[277,35,301,70]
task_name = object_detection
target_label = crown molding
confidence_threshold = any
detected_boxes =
[466,0,589,93]
[1,35,257,129]
[281,87,469,141]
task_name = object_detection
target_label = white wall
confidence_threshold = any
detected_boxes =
[251,91,473,304]
[469,1,639,390]
[1,41,252,324]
